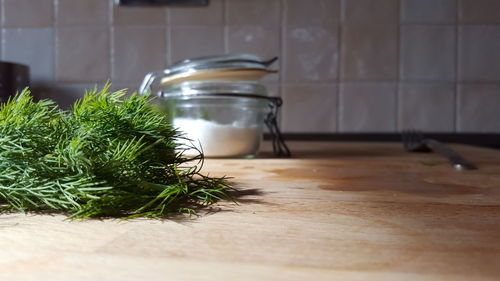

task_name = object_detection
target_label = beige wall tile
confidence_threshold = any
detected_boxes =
[113,5,166,25]
[111,83,140,95]
[285,0,340,26]
[169,0,223,25]
[112,25,166,84]
[459,26,500,82]
[401,0,456,24]
[227,24,280,82]
[3,0,53,28]
[227,25,280,60]
[398,83,455,132]
[284,26,339,82]
[339,83,397,132]
[56,27,109,82]
[459,0,500,24]
[3,28,54,83]
[342,0,399,24]
[57,0,109,26]
[283,0,340,82]
[261,82,280,98]
[458,84,500,132]
[401,25,456,81]
[340,25,398,82]
[33,83,102,109]
[170,26,224,63]
[282,83,337,133]
[226,0,280,26]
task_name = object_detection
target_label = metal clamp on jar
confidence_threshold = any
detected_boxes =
[139,54,290,158]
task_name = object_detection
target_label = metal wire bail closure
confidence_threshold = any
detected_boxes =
[264,97,291,158]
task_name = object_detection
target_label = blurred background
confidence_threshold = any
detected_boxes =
[1,0,499,134]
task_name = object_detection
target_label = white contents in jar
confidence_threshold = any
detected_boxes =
[173,118,261,157]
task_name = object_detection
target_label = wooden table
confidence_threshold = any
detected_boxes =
[0,142,499,281]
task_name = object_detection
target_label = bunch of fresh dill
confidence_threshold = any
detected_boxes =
[0,84,230,219]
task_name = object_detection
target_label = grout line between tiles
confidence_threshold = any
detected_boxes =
[273,0,282,129]
[395,0,401,132]
[109,0,114,83]
[51,0,57,83]
[0,29,4,60]
[222,0,228,53]
[166,7,172,65]
[109,30,114,83]
[53,0,59,83]
[280,0,286,84]
[338,0,345,133]
[165,7,170,66]
[454,0,459,132]
[280,0,286,131]
[53,0,57,26]
[338,84,343,133]
[0,0,4,27]
[340,0,345,24]
[336,0,342,133]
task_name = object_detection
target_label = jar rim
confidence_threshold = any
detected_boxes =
[160,81,268,99]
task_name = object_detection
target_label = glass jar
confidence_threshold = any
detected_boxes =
[140,54,290,158]
[157,81,270,158]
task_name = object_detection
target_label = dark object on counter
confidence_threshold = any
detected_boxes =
[0,62,29,103]
[115,0,208,6]
[402,130,477,170]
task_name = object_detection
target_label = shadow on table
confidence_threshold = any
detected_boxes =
[158,185,268,223]
[258,144,405,159]
[0,185,267,223]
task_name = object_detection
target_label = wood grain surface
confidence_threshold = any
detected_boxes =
[0,142,499,281]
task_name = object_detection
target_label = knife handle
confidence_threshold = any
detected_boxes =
[424,139,478,170]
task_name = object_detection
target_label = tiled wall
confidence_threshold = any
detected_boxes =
[1,0,500,133]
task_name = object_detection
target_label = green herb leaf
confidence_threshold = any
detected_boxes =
[0,84,231,219]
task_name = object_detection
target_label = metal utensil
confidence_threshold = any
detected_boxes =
[402,130,477,170]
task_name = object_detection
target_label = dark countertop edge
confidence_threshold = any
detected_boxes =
[264,133,500,149]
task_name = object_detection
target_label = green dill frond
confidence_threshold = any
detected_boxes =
[0,84,231,219]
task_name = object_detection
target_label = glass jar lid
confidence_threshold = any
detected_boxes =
[139,54,278,95]
[166,54,274,75]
